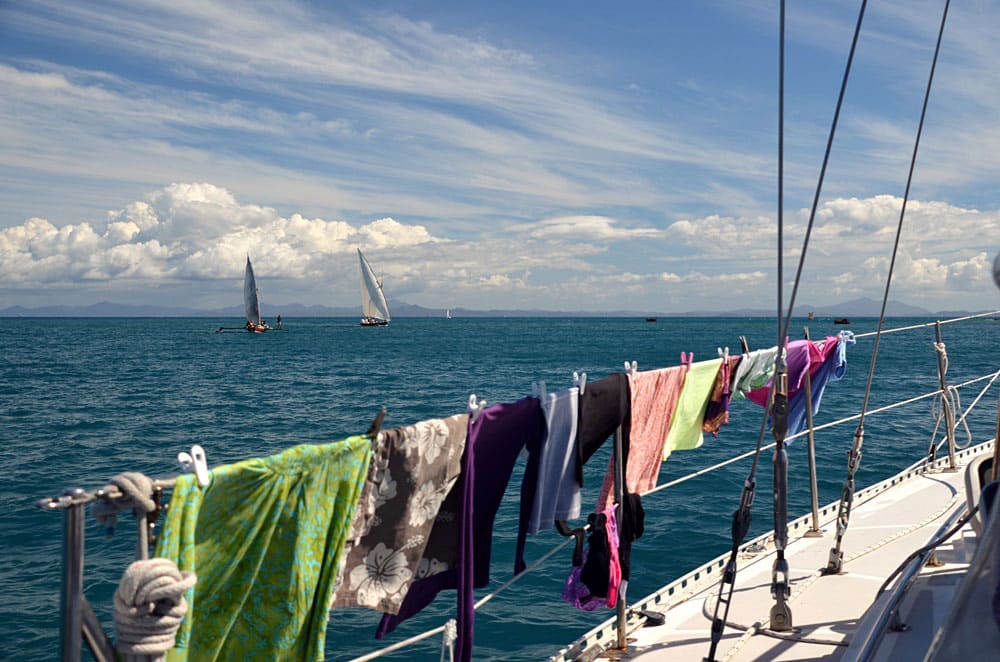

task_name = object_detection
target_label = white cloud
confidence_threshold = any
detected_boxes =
[359,217,436,248]
[527,216,662,241]
[2,184,995,312]
[0,183,442,286]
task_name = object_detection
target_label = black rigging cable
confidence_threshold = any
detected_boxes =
[826,0,952,574]
[705,1,869,658]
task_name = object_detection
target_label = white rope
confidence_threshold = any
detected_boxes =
[439,618,457,662]
[113,558,196,661]
[91,472,155,535]
[929,362,996,457]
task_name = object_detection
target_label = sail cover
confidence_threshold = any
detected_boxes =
[358,249,391,322]
[244,256,262,325]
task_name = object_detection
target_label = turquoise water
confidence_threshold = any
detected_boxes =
[2,316,997,660]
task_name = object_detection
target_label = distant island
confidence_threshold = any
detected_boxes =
[0,297,981,319]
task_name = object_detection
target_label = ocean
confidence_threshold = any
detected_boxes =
[2,316,997,660]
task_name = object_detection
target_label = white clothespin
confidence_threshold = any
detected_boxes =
[468,394,487,423]
[572,371,587,395]
[177,444,210,487]
[177,451,194,474]
[191,445,210,487]
[718,346,729,361]
[624,360,637,377]
[531,380,548,402]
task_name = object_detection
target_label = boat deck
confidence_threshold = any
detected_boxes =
[555,443,990,661]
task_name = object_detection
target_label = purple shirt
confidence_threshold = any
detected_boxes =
[376,397,545,662]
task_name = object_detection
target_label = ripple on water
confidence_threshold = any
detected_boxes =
[3,316,998,660]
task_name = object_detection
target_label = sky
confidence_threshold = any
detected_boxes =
[1,0,998,314]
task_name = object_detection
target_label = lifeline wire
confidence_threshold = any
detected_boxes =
[826,0,952,573]
[852,310,1000,339]
[348,369,997,662]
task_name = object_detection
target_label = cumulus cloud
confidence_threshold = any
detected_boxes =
[0,182,440,285]
[830,249,993,297]
[1,183,995,313]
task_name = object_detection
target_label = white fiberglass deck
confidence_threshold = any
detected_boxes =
[554,443,991,662]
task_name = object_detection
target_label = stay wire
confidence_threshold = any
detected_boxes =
[706,2,867,659]
[856,0,951,430]
[778,0,868,346]
[826,0,952,571]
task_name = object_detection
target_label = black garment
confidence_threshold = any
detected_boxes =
[575,373,631,486]
[579,512,611,598]
[514,398,548,575]
[617,491,645,581]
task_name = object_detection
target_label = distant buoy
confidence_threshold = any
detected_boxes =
[994,252,1000,290]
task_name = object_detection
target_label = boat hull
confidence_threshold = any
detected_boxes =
[360,317,389,327]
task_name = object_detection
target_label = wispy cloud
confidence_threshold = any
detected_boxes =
[1,1,998,312]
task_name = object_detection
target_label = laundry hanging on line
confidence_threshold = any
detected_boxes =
[528,386,582,535]
[745,332,856,439]
[134,330,854,662]
[595,364,686,508]
[376,396,546,662]
[155,436,371,662]
[331,414,468,614]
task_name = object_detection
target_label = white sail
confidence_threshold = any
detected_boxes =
[358,248,391,323]
[243,256,262,325]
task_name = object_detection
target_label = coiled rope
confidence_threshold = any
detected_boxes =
[113,558,196,661]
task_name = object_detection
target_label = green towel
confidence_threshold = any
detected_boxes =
[663,358,723,459]
[156,436,371,661]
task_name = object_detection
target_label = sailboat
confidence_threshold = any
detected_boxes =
[446,308,452,319]
[243,256,269,333]
[358,248,391,327]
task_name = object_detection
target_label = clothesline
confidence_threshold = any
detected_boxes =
[50,313,994,662]
[345,370,1000,662]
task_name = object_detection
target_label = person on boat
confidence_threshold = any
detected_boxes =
[245,320,254,331]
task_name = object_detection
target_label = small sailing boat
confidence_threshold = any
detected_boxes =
[446,309,452,319]
[358,248,391,326]
[243,256,270,333]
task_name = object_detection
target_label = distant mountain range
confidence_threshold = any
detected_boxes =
[0,297,977,318]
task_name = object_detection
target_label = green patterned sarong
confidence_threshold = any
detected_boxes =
[155,436,371,661]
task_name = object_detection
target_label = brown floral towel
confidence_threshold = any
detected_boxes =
[331,414,468,613]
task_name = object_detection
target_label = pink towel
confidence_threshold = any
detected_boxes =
[597,365,686,507]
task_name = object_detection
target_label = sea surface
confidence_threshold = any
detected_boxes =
[2,316,998,660]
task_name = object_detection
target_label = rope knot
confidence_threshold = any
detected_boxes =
[113,558,196,656]
[440,618,458,662]
[91,472,156,535]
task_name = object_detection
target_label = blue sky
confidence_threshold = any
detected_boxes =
[1,0,997,313]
